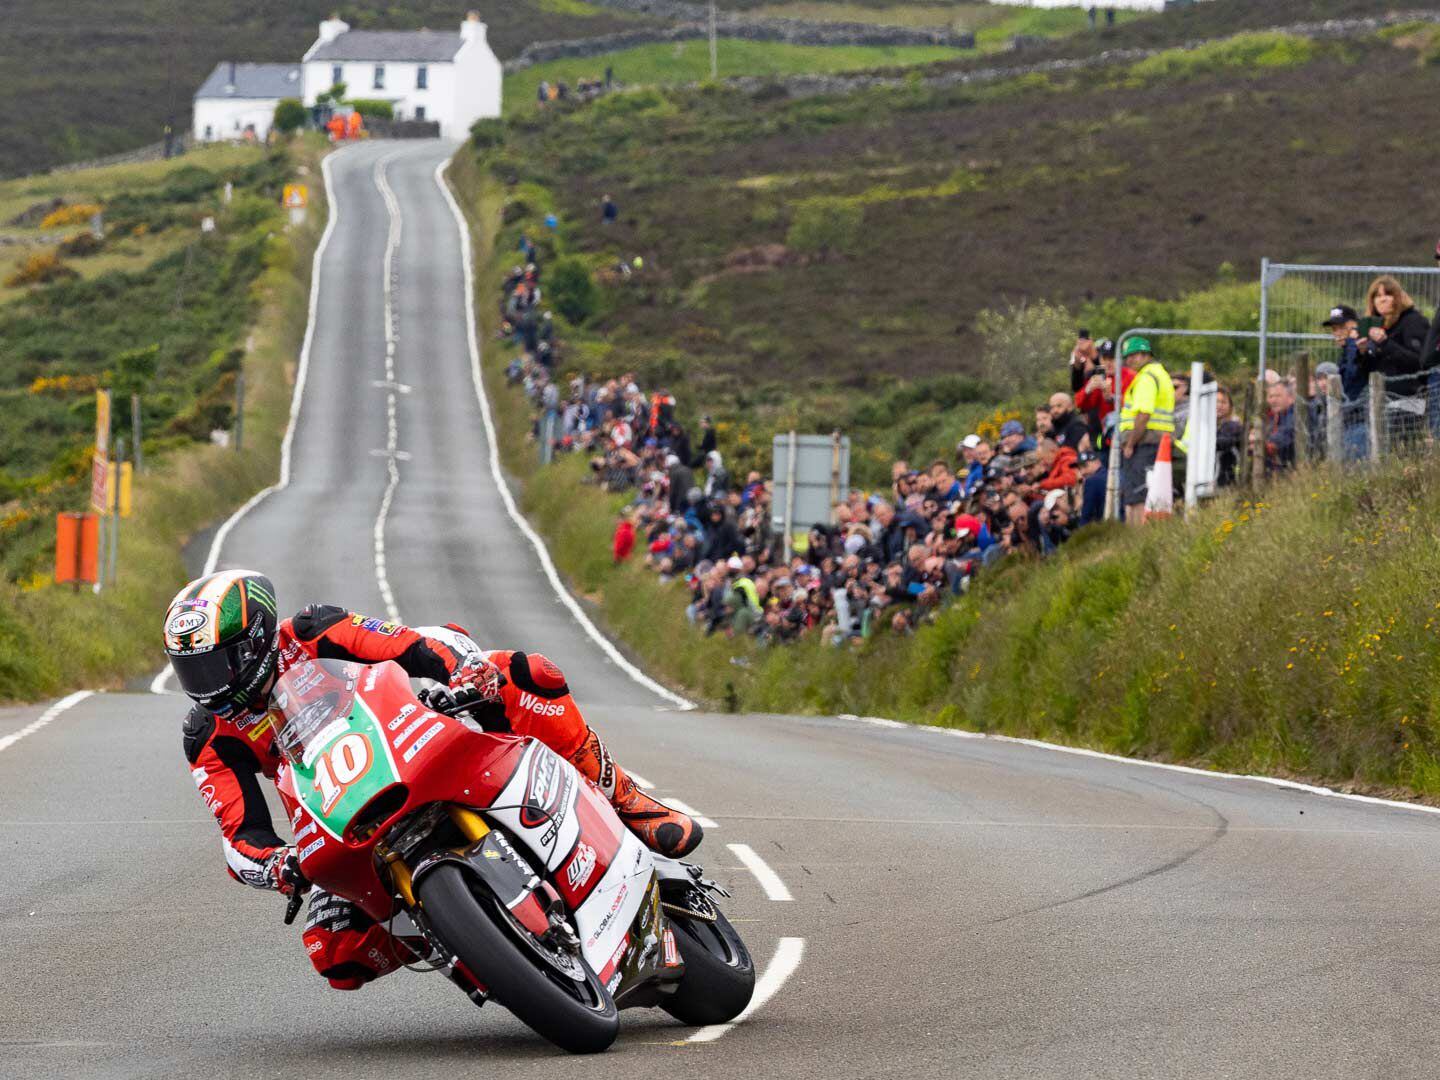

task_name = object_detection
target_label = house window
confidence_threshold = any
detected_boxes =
[373,64,385,90]
[331,64,342,86]
[416,65,428,89]
[204,125,213,140]
[414,106,426,121]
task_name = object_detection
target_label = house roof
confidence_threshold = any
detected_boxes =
[307,30,464,63]
[195,62,302,100]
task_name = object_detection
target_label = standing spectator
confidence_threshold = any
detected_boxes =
[1214,387,1245,486]
[537,80,550,105]
[1260,380,1297,471]
[601,194,619,225]
[1360,275,1431,442]
[703,450,731,497]
[1116,337,1174,527]
[666,454,694,514]
[689,415,717,469]
[1047,392,1090,450]
[1322,304,1366,401]
[1075,339,1134,440]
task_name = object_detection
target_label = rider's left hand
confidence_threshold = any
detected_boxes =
[449,656,504,703]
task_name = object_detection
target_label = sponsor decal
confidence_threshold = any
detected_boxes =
[378,622,400,636]
[516,691,566,718]
[199,785,223,814]
[291,663,325,695]
[290,805,304,825]
[482,847,501,860]
[386,703,417,730]
[300,719,348,767]
[175,598,210,609]
[401,721,445,763]
[306,940,324,955]
[243,715,272,743]
[391,717,426,748]
[295,820,318,841]
[566,842,597,891]
[298,836,326,861]
[363,666,379,692]
[191,766,209,785]
[166,609,209,638]
[586,881,630,948]
[663,927,680,967]
[367,946,392,972]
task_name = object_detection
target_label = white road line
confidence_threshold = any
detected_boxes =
[728,843,793,902]
[664,798,719,830]
[435,157,696,712]
[686,936,806,1044]
[837,713,1440,819]
[0,691,94,755]
[150,147,351,695]
[371,150,406,624]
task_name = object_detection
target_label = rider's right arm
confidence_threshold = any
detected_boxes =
[183,706,287,889]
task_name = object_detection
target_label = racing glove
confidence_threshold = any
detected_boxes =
[266,848,308,896]
[448,656,504,704]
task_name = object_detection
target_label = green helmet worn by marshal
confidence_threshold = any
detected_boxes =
[163,570,279,717]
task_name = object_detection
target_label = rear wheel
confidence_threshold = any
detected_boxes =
[662,908,756,1026]
[417,864,619,1054]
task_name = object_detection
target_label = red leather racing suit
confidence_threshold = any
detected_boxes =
[182,603,594,988]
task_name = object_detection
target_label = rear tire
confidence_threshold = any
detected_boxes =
[418,864,619,1054]
[662,909,756,1026]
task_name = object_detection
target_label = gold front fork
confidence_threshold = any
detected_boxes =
[381,805,492,910]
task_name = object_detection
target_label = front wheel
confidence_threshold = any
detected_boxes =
[417,864,619,1054]
[662,908,756,1026]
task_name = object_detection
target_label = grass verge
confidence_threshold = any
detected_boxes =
[0,139,329,702]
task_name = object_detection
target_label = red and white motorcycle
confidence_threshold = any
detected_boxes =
[271,657,754,1053]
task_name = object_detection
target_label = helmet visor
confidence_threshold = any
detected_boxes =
[169,632,269,713]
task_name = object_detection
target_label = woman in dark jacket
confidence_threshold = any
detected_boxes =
[1359,275,1431,394]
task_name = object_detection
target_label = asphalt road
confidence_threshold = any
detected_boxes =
[4,140,1439,1080]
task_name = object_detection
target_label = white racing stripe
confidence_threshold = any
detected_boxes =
[371,150,406,624]
[0,691,94,755]
[728,842,793,902]
[150,147,352,694]
[434,157,696,712]
[687,936,806,1044]
[838,713,1440,819]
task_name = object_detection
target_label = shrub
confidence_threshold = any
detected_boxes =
[974,299,1074,397]
[40,203,101,230]
[549,256,597,325]
[786,197,862,258]
[59,231,103,257]
[273,98,307,134]
[470,118,506,150]
[348,98,394,120]
[5,250,77,287]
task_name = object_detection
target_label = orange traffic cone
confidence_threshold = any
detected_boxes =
[1144,434,1174,522]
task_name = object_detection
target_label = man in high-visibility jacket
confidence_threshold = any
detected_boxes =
[1117,337,1174,526]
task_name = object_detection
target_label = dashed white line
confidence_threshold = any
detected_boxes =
[727,843,793,902]
[0,691,94,755]
[665,798,719,831]
[371,150,406,625]
[686,936,806,1044]
[150,146,351,695]
[434,156,695,712]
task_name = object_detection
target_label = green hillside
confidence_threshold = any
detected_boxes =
[0,1,649,177]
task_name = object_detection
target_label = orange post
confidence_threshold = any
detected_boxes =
[55,512,100,589]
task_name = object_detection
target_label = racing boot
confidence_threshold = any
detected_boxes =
[570,728,702,858]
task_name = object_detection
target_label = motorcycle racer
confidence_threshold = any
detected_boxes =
[164,568,699,990]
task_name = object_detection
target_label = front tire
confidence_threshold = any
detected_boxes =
[662,909,756,1026]
[417,864,619,1054]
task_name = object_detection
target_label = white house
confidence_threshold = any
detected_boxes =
[301,13,503,139]
[193,62,303,143]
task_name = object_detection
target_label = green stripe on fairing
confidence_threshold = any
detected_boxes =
[290,692,401,840]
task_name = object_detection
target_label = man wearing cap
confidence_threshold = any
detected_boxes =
[1322,304,1367,402]
[1116,337,1174,526]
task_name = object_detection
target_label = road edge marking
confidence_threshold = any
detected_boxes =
[837,713,1440,819]
[728,842,793,902]
[371,150,407,623]
[686,936,805,1044]
[434,154,695,712]
[150,146,350,695]
[0,691,95,755]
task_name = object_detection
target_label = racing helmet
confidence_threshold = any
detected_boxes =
[163,570,279,717]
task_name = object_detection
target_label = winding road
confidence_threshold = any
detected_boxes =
[3,140,1439,1080]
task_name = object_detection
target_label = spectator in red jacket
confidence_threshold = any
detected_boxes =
[1035,438,1079,491]
[1074,342,1135,440]
[613,512,636,563]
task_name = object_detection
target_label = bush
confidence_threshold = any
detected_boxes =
[470,118,506,150]
[549,256,597,325]
[348,98,394,120]
[974,299,1074,397]
[40,203,102,230]
[59,231,103,257]
[273,98,307,134]
[785,197,862,258]
[4,250,77,287]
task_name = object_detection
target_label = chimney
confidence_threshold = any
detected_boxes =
[227,61,237,93]
[460,11,487,46]
[318,13,350,45]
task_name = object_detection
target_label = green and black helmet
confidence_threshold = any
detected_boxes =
[163,570,279,717]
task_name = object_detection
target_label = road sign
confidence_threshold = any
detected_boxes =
[283,184,309,209]
[771,432,850,536]
[91,390,111,512]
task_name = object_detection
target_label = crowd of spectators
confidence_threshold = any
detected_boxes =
[500,250,1440,645]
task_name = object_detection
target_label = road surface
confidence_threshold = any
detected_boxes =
[3,140,1438,1080]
